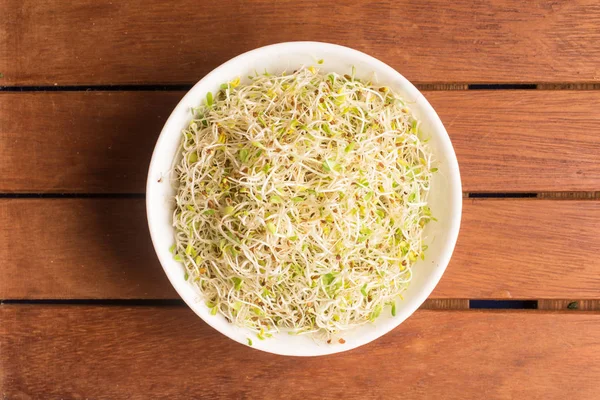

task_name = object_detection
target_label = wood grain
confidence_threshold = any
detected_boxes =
[2,198,599,300]
[538,300,600,311]
[0,92,181,193]
[1,1,600,85]
[2,90,600,193]
[537,191,600,199]
[1,306,599,399]
[420,299,469,309]
[0,198,176,299]
[538,83,600,90]
[433,198,600,299]
[425,91,600,192]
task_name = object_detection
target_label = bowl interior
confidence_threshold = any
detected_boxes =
[146,42,462,356]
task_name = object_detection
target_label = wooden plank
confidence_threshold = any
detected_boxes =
[433,198,600,299]
[538,83,600,90]
[0,198,176,299]
[0,92,181,193]
[538,300,600,311]
[2,91,600,193]
[537,191,600,199]
[2,306,599,399]
[420,299,469,309]
[1,1,600,85]
[1,198,599,300]
[425,91,600,192]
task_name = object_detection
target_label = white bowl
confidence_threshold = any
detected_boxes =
[146,41,462,356]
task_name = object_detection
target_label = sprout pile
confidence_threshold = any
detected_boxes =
[171,66,435,341]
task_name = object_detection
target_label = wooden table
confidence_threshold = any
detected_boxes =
[2,1,600,398]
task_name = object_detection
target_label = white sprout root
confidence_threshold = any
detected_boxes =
[172,66,435,340]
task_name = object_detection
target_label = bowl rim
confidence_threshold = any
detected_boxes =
[146,41,462,356]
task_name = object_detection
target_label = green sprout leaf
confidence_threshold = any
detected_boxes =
[408,251,418,262]
[322,273,336,286]
[269,195,283,204]
[361,284,368,297]
[322,159,340,173]
[223,206,235,215]
[397,159,410,167]
[232,277,243,290]
[370,304,382,321]
[188,152,198,164]
[344,142,356,153]
[238,148,249,163]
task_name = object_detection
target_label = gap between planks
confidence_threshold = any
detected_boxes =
[417,83,600,90]
[463,192,600,199]
[0,192,598,199]
[426,299,600,310]
[4,83,600,92]
[2,299,598,311]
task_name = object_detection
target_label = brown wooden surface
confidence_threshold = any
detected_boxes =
[1,1,600,86]
[435,198,600,299]
[1,306,599,399]
[420,299,469,309]
[0,92,181,193]
[538,300,600,311]
[2,198,599,300]
[427,91,600,192]
[0,198,176,299]
[2,90,600,193]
